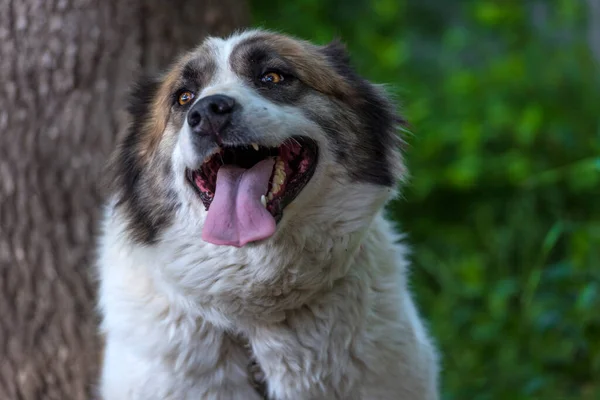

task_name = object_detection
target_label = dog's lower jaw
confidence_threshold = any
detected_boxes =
[97,210,438,400]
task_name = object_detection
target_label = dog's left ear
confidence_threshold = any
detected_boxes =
[319,39,353,76]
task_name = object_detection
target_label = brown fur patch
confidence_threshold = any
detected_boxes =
[232,32,356,100]
[137,43,217,160]
[137,62,185,160]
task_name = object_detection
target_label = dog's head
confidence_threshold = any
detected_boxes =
[110,30,406,250]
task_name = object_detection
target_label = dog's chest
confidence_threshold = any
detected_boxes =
[245,343,269,399]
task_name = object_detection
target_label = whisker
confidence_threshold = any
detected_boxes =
[289,137,302,147]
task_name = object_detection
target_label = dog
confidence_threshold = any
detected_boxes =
[96,29,439,400]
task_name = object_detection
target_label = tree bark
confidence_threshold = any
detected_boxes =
[0,1,248,399]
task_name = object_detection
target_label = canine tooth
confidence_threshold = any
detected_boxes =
[251,143,259,151]
[260,195,267,208]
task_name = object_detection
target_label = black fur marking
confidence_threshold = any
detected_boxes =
[111,75,178,244]
[182,63,201,83]
[127,75,161,122]
[181,57,217,93]
[230,42,309,105]
[317,40,403,187]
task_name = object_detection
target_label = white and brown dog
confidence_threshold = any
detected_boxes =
[97,29,439,400]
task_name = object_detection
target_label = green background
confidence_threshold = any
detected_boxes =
[251,1,600,399]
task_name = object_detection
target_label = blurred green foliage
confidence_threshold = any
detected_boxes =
[251,0,600,398]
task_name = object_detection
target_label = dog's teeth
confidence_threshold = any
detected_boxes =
[271,183,281,194]
[267,193,274,201]
[260,195,267,208]
[251,143,259,151]
[274,159,286,184]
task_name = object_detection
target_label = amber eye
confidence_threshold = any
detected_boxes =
[260,72,284,84]
[177,91,194,106]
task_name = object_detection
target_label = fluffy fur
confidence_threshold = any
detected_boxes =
[97,29,439,399]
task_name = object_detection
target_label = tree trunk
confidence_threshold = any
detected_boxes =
[0,1,248,399]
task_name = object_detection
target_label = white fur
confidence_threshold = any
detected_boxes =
[98,31,439,400]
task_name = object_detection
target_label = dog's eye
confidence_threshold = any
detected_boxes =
[177,91,195,106]
[260,72,284,84]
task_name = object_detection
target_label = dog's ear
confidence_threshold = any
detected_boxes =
[319,39,353,77]
[319,39,407,126]
[127,74,162,125]
[102,75,156,197]
[105,73,165,195]
[127,69,180,161]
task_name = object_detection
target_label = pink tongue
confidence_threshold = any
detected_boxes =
[202,159,276,247]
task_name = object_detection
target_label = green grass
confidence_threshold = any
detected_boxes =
[251,0,600,398]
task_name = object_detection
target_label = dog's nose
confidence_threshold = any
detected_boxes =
[187,94,236,136]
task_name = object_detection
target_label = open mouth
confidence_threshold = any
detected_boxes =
[186,136,318,247]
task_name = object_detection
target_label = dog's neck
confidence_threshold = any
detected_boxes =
[101,200,398,329]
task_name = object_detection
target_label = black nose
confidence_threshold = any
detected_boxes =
[187,94,236,137]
